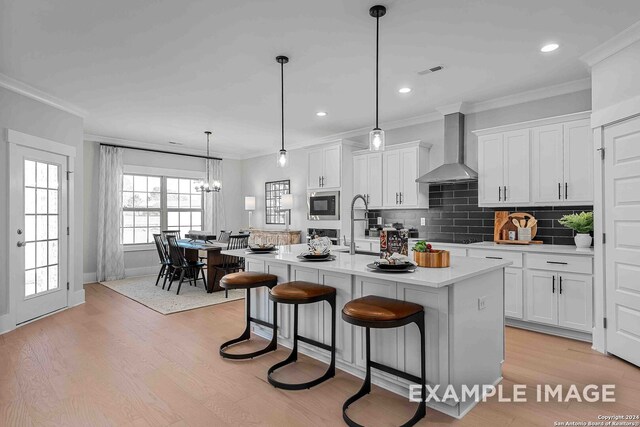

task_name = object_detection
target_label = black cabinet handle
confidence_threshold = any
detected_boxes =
[552,275,555,293]
[498,186,502,201]
[558,183,561,200]
[399,192,403,204]
[318,176,321,187]
[486,256,503,260]
[504,186,507,201]
[559,276,563,294]
[546,261,568,265]
[565,182,568,200]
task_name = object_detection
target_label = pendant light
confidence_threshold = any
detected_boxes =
[369,5,387,152]
[195,131,221,192]
[276,55,289,167]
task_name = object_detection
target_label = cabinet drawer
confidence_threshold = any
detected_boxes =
[467,249,523,268]
[527,253,592,275]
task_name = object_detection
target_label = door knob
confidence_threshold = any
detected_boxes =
[17,241,25,247]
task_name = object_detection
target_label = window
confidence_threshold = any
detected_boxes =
[121,174,203,245]
[265,179,290,224]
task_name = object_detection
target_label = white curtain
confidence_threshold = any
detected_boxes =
[97,146,125,281]
[204,158,226,235]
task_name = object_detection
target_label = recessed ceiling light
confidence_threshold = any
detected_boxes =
[316,111,327,117]
[398,87,412,94]
[540,43,559,53]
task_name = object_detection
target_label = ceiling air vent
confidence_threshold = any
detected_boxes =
[168,141,183,145]
[418,65,444,75]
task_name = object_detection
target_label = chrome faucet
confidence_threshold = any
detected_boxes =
[350,194,369,255]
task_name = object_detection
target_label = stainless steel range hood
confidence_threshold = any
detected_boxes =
[416,112,478,184]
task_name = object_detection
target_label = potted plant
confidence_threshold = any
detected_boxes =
[412,241,450,268]
[558,212,594,249]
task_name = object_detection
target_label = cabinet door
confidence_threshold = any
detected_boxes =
[503,129,530,204]
[563,120,593,204]
[477,133,504,205]
[352,155,368,209]
[558,273,593,332]
[320,271,353,363]
[307,147,324,189]
[290,266,321,342]
[383,150,401,207]
[526,270,558,326]
[322,145,341,188]
[531,124,564,203]
[399,147,419,206]
[504,268,523,319]
[367,153,383,208]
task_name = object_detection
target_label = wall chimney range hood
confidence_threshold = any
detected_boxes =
[416,112,478,184]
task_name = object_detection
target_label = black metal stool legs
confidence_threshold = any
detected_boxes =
[343,311,427,427]
[219,289,278,360]
[267,294,336,390]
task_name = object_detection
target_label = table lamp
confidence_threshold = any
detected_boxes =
[280,193,293,232]
[245,196,256,229]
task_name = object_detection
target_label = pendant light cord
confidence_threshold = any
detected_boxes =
[206,132,210,183]
[375,14,379,129]
[281,61,285,151]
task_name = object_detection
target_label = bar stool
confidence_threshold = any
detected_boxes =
[219,272,279,360]
[267,281,336,390]
[341,295,426,427]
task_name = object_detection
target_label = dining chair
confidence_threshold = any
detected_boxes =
[162,230,181,241]
[153,234,173,289]
[217,230,232,244]
[166,235,207,295]
[213,234,250,297]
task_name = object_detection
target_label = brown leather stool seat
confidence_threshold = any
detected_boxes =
[342,295,423,325]
[341,295,426,427]
[220,271,278,290]
[270,281,336,304]
[219,272,278,360]
[267,281,336,390]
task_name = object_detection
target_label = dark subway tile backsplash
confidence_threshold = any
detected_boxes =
[367,182,593,246]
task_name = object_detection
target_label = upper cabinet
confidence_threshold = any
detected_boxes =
[353,141,431,209]
[478,129,530,206]
[307,143,342,189]
[475,112,593,207]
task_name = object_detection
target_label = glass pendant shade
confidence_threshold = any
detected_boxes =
[369,128,385,151]
[195,131,221,192]
[277,149,288,168]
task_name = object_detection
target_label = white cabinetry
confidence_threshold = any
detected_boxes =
[352,141,430,209]
[504,268,524,319]
[475,112,593,207]
[531,119,593,204]
[477,129,530,206]
[352,152,382,208]
[307,143,341,189]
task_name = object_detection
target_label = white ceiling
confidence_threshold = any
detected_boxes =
[2,0,639,157]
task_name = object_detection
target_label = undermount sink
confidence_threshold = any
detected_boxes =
[335,248,379,256]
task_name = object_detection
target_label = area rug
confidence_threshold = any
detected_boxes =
[99,274,245,315]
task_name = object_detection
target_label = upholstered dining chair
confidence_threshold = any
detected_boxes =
[213,234,250,297]
[166,235,207,295]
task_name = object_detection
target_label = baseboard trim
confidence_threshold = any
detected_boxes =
[0,313,14,335]
[86,266,158,284]
[84,272,97,284]
[69,289,85,307]
[505,318,592,342]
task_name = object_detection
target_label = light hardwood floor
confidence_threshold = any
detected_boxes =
[1,283,638,426]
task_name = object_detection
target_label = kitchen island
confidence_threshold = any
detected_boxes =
[222,244,512,419]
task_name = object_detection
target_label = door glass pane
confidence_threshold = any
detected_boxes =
[24,160,61,297]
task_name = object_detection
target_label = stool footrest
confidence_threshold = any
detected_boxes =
[249,317,274,329]
[296,335,332,352]
[369,361,422,385]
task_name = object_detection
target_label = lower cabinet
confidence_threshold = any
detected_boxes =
[525,269,593,332]
[504,267,524,319]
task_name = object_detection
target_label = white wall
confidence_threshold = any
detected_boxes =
[592,41,640,112]
[0,86,85,319]
[82,141,243,280]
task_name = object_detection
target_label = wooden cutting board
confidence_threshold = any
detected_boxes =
[493,211,542,244]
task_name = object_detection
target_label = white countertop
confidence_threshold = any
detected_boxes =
[415,240,594,256]
[224,244,512,288]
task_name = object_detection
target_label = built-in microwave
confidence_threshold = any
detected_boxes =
[307,191,340,220]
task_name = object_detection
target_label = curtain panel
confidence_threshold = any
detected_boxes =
[204,159,226,236]
[97,146,126,281]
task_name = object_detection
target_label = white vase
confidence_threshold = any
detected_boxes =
[574,233,592,249]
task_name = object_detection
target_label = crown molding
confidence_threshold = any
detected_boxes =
[83,133,241,160]
[581,20,640,67]
[464,78,591,114]
[0,73,88,118]
[436,102,468,115]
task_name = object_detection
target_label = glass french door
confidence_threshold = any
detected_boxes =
[10,145,68,324]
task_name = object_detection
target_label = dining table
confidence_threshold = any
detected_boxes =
[176,239,228,293]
